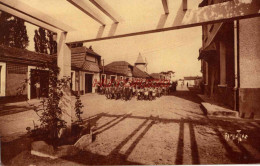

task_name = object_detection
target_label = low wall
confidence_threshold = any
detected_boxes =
[239,88,260,119]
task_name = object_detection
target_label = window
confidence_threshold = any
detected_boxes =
[110,75,116,83]
[85,55,96,62]
[0,62,6,96]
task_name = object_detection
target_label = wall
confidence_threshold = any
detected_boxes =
[6,63,27,97]
[239,17,260,119]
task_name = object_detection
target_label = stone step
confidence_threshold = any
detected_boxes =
[201,102,239,118]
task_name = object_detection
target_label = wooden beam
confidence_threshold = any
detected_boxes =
[162,0,169,14]
[89,0,121,23]
[67,0,106,25]
[183,0,187,11]
[67,0,260,44]
[0,0,74,32]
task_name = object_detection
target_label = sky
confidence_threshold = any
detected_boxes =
[23,0,203,80]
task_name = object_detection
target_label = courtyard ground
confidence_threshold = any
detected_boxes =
[1,86,260,165]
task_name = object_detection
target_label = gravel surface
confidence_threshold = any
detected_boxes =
[1,86,260,165]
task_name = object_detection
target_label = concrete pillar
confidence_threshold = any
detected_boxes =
[219,41,226,85]
[205,61,209,85]
[57,31,72,126]
[239,17,260,119]
[234,20,238,111]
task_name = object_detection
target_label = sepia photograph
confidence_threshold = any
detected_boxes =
[0,0,260,165]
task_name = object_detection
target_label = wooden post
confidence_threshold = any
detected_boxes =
[57,31,72,127]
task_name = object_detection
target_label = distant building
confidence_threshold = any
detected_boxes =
[160,71,175,82]
[102,61,150,84]
[183,76,202,87]
[150,71,175,82]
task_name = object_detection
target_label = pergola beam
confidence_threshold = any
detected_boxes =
[183,0,187,11]
[67,0,260,44]
[0,0,74,32]
[67,0,106,25]
[161,0,169,14]
[89,0,121,23]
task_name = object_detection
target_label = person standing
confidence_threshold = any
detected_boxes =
[35,81,40,99]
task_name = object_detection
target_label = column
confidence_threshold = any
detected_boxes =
[219,41,226,85]
[57,31,72,126]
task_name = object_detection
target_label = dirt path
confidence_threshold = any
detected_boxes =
[1,89,260,165]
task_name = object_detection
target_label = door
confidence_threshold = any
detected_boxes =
[85,74,93,93]
[30,69,49,99]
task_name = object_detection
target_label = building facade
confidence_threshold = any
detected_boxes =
[199,0,260,119]
[0,45,102,101]
[71,46,101,94]
[184,76,202,87]
[102,61,150,84]
[0,45,54,101]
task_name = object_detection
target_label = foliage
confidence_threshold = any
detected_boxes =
[47,30,57,55]
[0,10,29,49]
[34,27,57,55]
[75,94,84,123]
[18,59,84,142]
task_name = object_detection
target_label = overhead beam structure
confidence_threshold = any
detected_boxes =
[67,0,106,25]
[89,0,121,23]
[0,0,74,32]
[183,0,187,11]
[161,0,169,14]
[67,0,260,44]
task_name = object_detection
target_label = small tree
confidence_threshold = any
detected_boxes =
[75,94,84,123]
[19,59,84,143]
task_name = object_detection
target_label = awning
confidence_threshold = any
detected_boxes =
[198,42,217,61]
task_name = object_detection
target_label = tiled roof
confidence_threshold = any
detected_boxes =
[0,44,54,64]
[71,47,101,72]
[104,61,132,76]
[0,45,101,73]
[133,66,150,78]
[150,73,161,79]
[71,46,101,57]
[82,61,100,72]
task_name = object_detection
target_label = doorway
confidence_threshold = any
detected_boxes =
[30,69,49,99]
[85,74,93,93]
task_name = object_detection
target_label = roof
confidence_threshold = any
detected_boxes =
[150,73,161,79]
[71,46,101,57]
[184,76,202,80]
[0,45,100,72]
[135,53,146,64]
[71,47,100,72]
[0,44,54,65]
[160,71,175,74]
[81,61,100,72]
[133,66,150,78]
[104,61,132,76]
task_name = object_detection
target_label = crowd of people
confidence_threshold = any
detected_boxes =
[95,80,177,101]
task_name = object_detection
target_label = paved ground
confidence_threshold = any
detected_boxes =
[1,86,260,165]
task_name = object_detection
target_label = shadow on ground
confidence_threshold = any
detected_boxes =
[2,90,260,165]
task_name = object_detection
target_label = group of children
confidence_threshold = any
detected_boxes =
[96,80,177,101]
